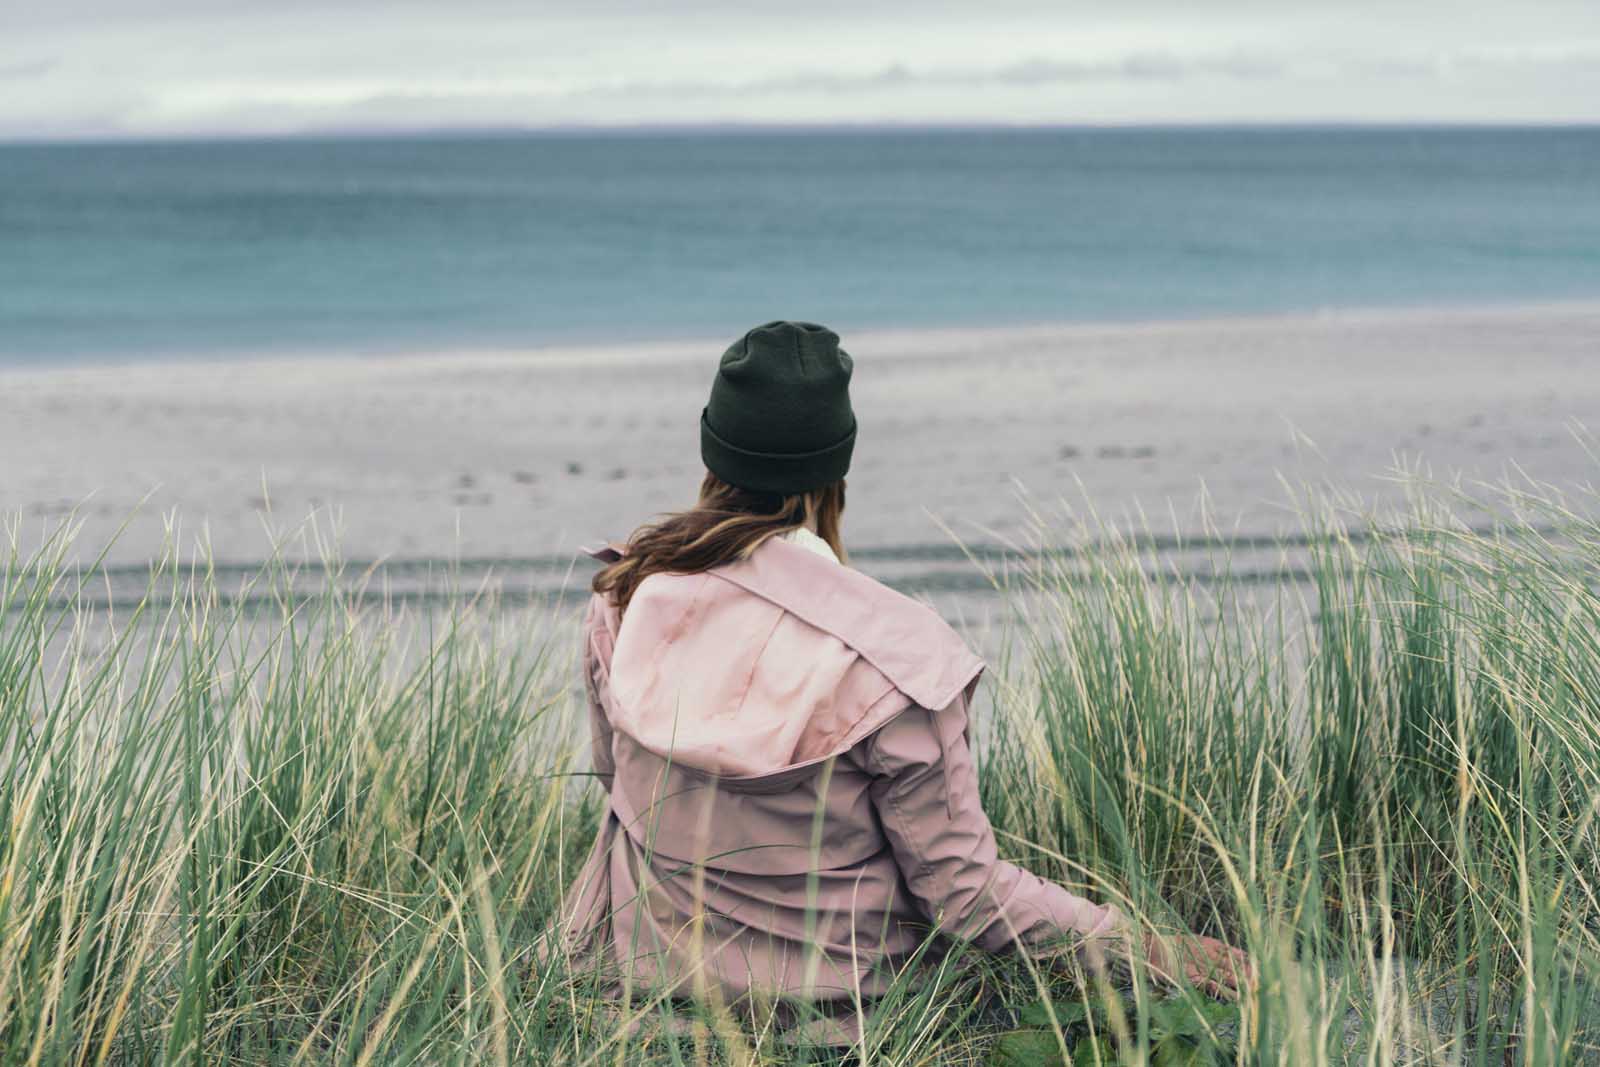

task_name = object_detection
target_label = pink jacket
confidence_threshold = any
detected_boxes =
[558,533,1125,1023]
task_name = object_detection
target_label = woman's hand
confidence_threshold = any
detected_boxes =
[1140,931,1253,1000]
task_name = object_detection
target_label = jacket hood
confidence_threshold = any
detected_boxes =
[582,535,984,779]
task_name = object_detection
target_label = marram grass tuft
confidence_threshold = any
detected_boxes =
[2,469,1598,1065]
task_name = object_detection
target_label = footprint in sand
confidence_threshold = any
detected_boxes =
[1095,445,1157,460]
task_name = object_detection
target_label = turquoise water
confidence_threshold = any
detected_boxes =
[2,127,1598,364]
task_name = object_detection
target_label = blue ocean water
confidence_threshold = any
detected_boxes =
[2,127,1598,364]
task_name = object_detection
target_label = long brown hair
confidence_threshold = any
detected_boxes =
[593,471,847,617]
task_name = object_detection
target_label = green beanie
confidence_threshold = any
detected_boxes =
[700,320,856,495]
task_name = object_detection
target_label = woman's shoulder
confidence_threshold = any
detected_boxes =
[715,536,986,713]
[578,532,985,713]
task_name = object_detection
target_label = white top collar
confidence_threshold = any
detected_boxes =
[778,526,839,564]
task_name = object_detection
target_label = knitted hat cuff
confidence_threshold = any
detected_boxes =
[701,408,856,495]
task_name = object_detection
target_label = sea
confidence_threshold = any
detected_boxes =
[2,126,1598,365]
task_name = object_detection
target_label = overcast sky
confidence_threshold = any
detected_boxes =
[4,1,1600,138]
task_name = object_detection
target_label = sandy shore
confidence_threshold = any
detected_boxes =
[5,302,1599,589]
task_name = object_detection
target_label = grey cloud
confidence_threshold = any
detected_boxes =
[989,53,1288,84]
[1453,45,1600,71]
[6,2,1600,137]
[552,50,1294,102]
[0,59,58,80]
[74,40,1600,137]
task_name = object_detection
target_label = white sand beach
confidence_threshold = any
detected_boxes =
[5,302,1599,582]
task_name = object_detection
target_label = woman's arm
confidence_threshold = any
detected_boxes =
[862,696,1251,997]
[861,698,1127,956]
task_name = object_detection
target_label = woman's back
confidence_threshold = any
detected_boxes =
[559,533,1123,1029]
[555,320,1245,1041]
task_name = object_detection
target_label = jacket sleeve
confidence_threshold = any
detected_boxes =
[580,594,616,792]
[861,693,1127,957]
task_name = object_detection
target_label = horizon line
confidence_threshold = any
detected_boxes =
[5,118,1600,147]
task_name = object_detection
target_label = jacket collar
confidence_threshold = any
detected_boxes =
[582,535,984,713]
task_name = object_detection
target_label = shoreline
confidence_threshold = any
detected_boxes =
[5,296,1600,379]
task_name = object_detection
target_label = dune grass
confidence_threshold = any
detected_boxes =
[2,471,1598,1065]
